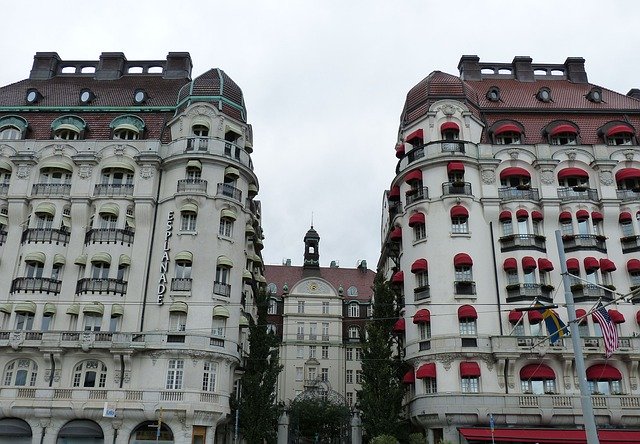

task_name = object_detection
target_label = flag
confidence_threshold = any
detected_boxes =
[592,304,619,358]
[537,306,567,344]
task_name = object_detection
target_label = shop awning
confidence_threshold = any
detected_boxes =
[392,318,405,334]
[402,370,415,384]
[550,124,578,136]
[391,271,404,284]
[522,256,537,270]
[619,212,632,222]
[520,363,555,380]
[35,202,55,216]
[460,362,481,377]
[224,166,240,179]
[454,253,473,267]
[591,211,603,221]
[395,143,405,159]
[566,258,580,272]
[500,167,530,179]
[608,309,625,324]
[528,310,543,324]
[217,256,234,268]
[628,259,640,272]
[111,304,124,317]
[440,122,460,132]
[413,309,431,324]
[607,124,634,136]
[447,162,465,173]
[66,303,80,315]
[459,427,640,443]
[169,301,188,314]
[411,259,428,273]
[576,309,587,324]
[576,209,590,220]
[405,128,424,143]
[503,258,517,271]
[508,310,523,324]
[180,202,198,214]
[531,211,543,221]
[559,211,572,222]
[388,186,400,201]
[516,209,529,219]
[43,303,56,315]
[586,364,622,381]
[99,203,119,217]
[494,123,521,135]
[636,310,640,325]
[538,258,554,272]
[499,210,511,221]
[175,251,193,262]
[408,212,425,227]
[213,305,230,318]
[24,252,45,263]
[221,209,237,220]
[557,167,589,179]
[416,362,436,379]
[458,305,477,320]
[15,301,36,314]
[91,252,111,264]
[599,258,616,272]
[83,302,104,315]
[450,205,468,218]
[404,169,422,183]
[390,227,402,241]
[583,257,599,271]
[615,168,640,182]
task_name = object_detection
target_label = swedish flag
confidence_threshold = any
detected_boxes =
[537,306,567,344]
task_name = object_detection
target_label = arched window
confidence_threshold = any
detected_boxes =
[51,115,86,140]
[454,254,474,295]
[547,123,578,146]
[129,421,172,442]
[0,126,21,140]
[219,211,235,238]
[266,283,277,294]
[101,167,134,187]
[348,303,359,318]
[267,298,277,314]
[520,363,556,394]
[0,116,27,141]
[450,205,469,234]
[586,364,622,395]
[347,286,358,297]
[180,203,198,232]
[110,115,145,140]
[192,124,209,137]
[72,360,107,388]
[348,325,360,339]
[3,359,38,386]
[492,122,523,145]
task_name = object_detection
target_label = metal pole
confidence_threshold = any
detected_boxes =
[555,230,599,444]
[234,380,241,443]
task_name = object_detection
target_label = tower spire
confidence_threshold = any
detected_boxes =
[303,225,320,269]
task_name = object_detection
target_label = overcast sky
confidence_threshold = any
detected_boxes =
[2,1,639,269]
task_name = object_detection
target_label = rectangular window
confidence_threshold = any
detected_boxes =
[506,270,519,285]
[41,314,53,331]
[346,392,353,405]
[322,302,329,314]
[415,271,429,288]
[309,323,317,340]
[621,221,634,237]
[502,220,513,236]
[356,370,363,384]
[166,359,184,389]
[268,299,277,315]
[295,367,303,381]
[455,267,473,282]
[307,367,316,381]
[322,322,329,340]
[321,368,328,381]
[297,301,305,314]
[424,378,437,394]
[25,262,44,278]
[513,323,525,336]
[523,270,536,284]
[461,377,479,393]
[346,348,353,361]
[321,346,329,359]
[348,304,359,318]
[561,221,574,236]
[15,313,34,331]
[169,313,187,332]
[532,220,542,235]
[211,318,226,337]
[109,316,120,332]
[297,345,304,358]
[83,314,101,332]
[459,320,477,336]
[309,346,316,358]
[202,362,217,392]
[419,323,431,340]
[578,219,589,235]
[413,224,426,241]
[219,218,233,237]
[355,348,363,361]
[517,219,529,235]
[296,323,304,340]
[451,217,469,234]
[181,212,197,231]
[346,370,353,384]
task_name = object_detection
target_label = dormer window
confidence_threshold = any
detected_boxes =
[536,87,552,103]
[492,122,523,145]
[547,123,578,145]
[0,116,28,140]
[604,124,635,146]
[110,115,145,141]
[51,115,86,141]
[79,89,95,104]
[0,126,20,140]
[26,89,42,104]
[486,86,500,102]
[440,122,460,141]
[192,124,209,137]
[586,87,603,103]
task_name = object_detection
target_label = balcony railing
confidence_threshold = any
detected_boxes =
[94,183,134,196]
[557,186,599,201]
[454,280,476,295]
[177,178,208,193]
[621,235,640,253]
[21,228,70,245]
[397,141,478,173]
[0,230,7,245]
[76,278,127,295]
[571,284,612,302]
[442,181,472,196]
[441,141,466,153]
[213,281,231,297]
[616,189,640,202]
[389,201,403,219]
[562,234,607,253]
[85,228,135,245]
[11,277,61,294]
[498,186,540,201]
[506,283,553,303]
[171,278,192,291]
[216,183,242,201]
[414,285,430,301]
[406,187,429,205]
[186,137,210,151]
[0,183,8,196]
[499,234,546,252]
[31,183,71,196]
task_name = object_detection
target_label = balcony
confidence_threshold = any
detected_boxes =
[21,228,70,245]
[31,183,71,197]
[216,183,242,202]
[570,283,612,302]
[397,141,479,173]
[441,141,466,153]
[498,186,540,201]
[499,234,546,252]
[76,278,127,295]
[442,181,472,197]
[405,187,429,205]
[177,178,208,193]
[213,281,231,297]
[171,278,192,292]
[557,186,599,202]
[454,280,476,295]
[414,285,430,301]
[0,230,6,245]
[179,137,253,170]
[0,183,7,196]
[562,234,607,253]
[186,137,209,151]
[389,201,403,219]
[84,228,134,245]
[621,235,640,253]
[10,277,61,294]
[616,189,640,202]
[506,283,553,303]
[94,183,134,196]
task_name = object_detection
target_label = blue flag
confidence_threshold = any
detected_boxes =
[538,307,567,344]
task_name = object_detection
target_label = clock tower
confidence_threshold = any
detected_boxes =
[303,225,320,269]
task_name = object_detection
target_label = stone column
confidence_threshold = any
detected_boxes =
[277,411,289,444]
[350,411,362,444]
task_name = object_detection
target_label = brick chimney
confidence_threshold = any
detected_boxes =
[96,52,127,80]
[29,52,61,80]
[627,89,640,100]
[458,55,481,81]
[564,57,588,83]
[512,56,534,82]
[164,52,192,79]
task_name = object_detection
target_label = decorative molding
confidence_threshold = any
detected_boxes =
[481,169,495,184]
[566,150,577,161]
[624,150,635,161]
[599,170,614,186]
[540,169,555,185]
[140,164,155,179]
[114,145,125,156]
[16,164,31,179]
[78,164,93,179]
[508,149,519,160]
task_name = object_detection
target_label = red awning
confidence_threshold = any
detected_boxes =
[391,271,404,284]
[447,162,465,173]
[607,124,634,136]
[500,167,530,179]
[599,258,616,272]
[516,209,529,219]
[402,369,415,384]
[459,427,640,443]
[586,364,622,381]
[566,258,580,272]
[522,256,537,270]
[628,259,640,272]
[576,309,587,324]
[390,227,402,241]
[494,123,521,135]
[454,253,473,267]
[636,311,640,325]
[440,121,459,132]
[550,123,578,136]
[408,212,425,227]
[583,257,600,271]
[460,362,481,377]
[395,143,405,159]
[458,305,477,320]
[576,209,590,220]
[557,167,589,179]
[392,318,405,333]
[531,211,544,221]
[503,258,517,271]
[559,211,572,222]
[450,205,468,218]
[538,258,554,272]
[608,309,625,324]
[388,186,400,201]
[416,362,436,379]
[615,168,640,182]
[413,309,431,324]
[499,210,512,221]
[508,309,523,323]
[404,169,422,183]
[619,211,632,222]
[411,258,428,273]
[528,310,543,324]
[591,211,603,221]
[520,363,556,380]
[405,128,424,143]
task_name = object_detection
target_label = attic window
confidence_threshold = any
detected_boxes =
[586,88,603,103]
[110,115,145,140]
[26,89,41,104]
[51,115,86,140]
[79,89,95,104]
[536,88,552,103]
[486,87,500,102]
[134,90,147,104]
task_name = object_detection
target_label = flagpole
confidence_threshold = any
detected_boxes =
[555,230,599,444]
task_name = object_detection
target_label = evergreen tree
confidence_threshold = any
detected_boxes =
[358,273,407,441]
[238,286,283,444]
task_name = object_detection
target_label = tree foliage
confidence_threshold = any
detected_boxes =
[289,397,351,442]
[238,287,283,444]
[357,273,407,441]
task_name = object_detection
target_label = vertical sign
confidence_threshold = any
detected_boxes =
[157,211,174,305]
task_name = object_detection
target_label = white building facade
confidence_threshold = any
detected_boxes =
[0,52,264,444]
[379,56,640,443]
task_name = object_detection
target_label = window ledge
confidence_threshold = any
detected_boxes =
[451,232,471,238]
[454,294,477,301]
[177,230,198,236]
[412,238,427,246]
[218,234,234,243]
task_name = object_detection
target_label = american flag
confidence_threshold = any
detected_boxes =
[591,304,619,358]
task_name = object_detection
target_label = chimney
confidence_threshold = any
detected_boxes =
[458,55,481,81]
[512,56,534,82]
[29,52,61,80]
[164,52,192,79]
[627,89,640,100]
[96,52,127,80]
[564,57,588,83]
